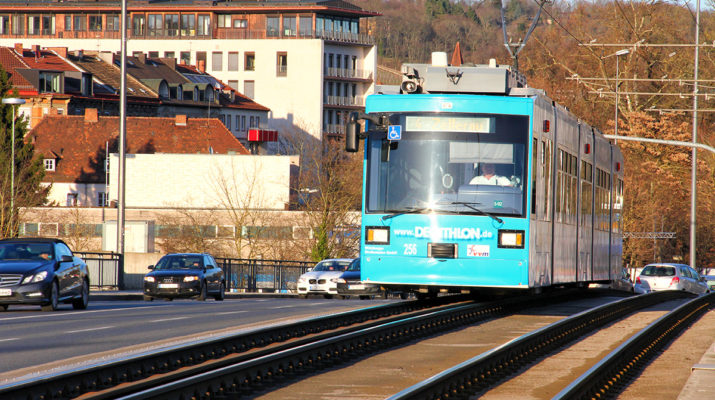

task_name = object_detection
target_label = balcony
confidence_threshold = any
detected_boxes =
[325,67,372,81]
[324,95,365,109]
[214,28,373,46]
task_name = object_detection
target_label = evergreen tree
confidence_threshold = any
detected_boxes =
[0,65,49,238]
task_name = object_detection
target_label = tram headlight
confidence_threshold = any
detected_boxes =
[498,230,525,249]
[366,227,390,244]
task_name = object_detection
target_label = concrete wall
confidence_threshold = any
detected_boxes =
[108,153,294,209]
[123,252,164,290]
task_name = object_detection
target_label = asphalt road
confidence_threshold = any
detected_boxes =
[0,296,392,380]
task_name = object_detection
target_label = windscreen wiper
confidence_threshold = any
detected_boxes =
[382,206,430,221]
[447,201,503,224]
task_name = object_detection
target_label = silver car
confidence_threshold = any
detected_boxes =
[634,263,710,295]
[296,258,352,299]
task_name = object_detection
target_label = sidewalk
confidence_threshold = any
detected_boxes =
[89,290,298,301]
[677,335,715,399]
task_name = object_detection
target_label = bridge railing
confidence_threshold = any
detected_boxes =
[216,258,314,293]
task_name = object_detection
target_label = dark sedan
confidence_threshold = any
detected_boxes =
[0,238,90,311]
[336,258,383,299]
[143,253,225,301]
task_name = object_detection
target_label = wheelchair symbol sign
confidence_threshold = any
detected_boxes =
[388,125,402,140]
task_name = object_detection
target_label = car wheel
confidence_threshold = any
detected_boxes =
[359,295,374,300]
[299,294,308,299]
[72,280,89,310]
[340,295,350,300]
[0,305,8,311]
[197,282,208,301]
[41,281,59,312]
[143,295,154,301]
[214,282,225,301]
[323,294,333,299]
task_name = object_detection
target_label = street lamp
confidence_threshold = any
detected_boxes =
[2,97,26,230]
[612,49,629,143]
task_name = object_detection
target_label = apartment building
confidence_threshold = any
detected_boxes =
[0,0,379,140]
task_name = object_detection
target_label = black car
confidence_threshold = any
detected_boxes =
[0,238,90,311]
[143,253,225,301]
[336,258,383,299]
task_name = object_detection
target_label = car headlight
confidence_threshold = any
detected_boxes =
[298,276,307,283]
[184,276,199,282]
[330,277,340,283]
[144,276,155,283]
[21,271,48,284]
[336,278,346,284]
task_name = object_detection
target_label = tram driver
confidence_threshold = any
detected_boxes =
[469,163,512,186]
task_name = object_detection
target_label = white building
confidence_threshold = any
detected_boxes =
[0,0,379,140]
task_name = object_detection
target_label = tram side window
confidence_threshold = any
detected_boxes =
[612,177,623,233]
[542,140,552,221]
[580,160,593,225]
[531,138,537,216]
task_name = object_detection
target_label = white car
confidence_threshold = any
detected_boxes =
[296,258,353,299]
[634,263,710,295]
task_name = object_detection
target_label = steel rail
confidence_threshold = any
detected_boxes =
[554,291,715,400]
[387,290,690,400]
[83,291,587,399]
[0,296,464,400]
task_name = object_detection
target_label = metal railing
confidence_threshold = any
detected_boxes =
[216,258,313,293]
[75,251,122,290]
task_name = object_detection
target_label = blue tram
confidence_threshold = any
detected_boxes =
[345,55,624,296]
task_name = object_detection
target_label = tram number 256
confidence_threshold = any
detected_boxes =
[403,243,417,255]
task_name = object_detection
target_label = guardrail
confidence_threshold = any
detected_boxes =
[76,251,122,290]
[216,258,313,293]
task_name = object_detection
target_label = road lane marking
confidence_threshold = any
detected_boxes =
[270,305,300,309]
[0,338,20,342]
[65,326,115,334]
[0,304,176,321]
[214,311,249,315]
[151,317,190,322]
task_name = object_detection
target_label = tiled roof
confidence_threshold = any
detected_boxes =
[0,47,33,91]
[66,52,156,98]
[30,113,250,184]
[125,56,189,85]
[17,47,79,72]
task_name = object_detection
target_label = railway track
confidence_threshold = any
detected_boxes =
[388,291,714,400]
[0,290,590,400]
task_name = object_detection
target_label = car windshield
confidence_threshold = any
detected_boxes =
[155,255,203,270]
[0,242,54,261]
[641,265,676,277]
[347,259,360,272]
[313,260,351,272]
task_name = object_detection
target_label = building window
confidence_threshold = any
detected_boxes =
[197,14,210,36]
[227,52,239,71]
[0,15,9,35]
[132,14,145,36]
[245,52,255,71]
[66,193,78,207]
[233,19,247,28]
[256,116,260,128]
[235,116,240,131]
[107,14,120,31]
[283,15,296,36]
[244,80,254,99]
[98,192,108,207]
[164,51,175,59]
[181,14,195,36]
[225,115,231,130]
[217,14,231,28]
[180,51,191,65]
[148,51,159,59]
[165,14,179,36]
[44,159,55,171]
[276,52,287,77]
[27,15,41,35]
[39,72,61,93]
[89,15,102,31]
[299,14,312,36]
[249,116,255,128]
[266,16,279,37]
[228,80,239,91]
[241,116,246,131]
[41,15,55,35]
[212,51,222,71]
[147,14,162,36]
[11,15,23,35]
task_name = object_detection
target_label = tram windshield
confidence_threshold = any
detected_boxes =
[365,113,529,218]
